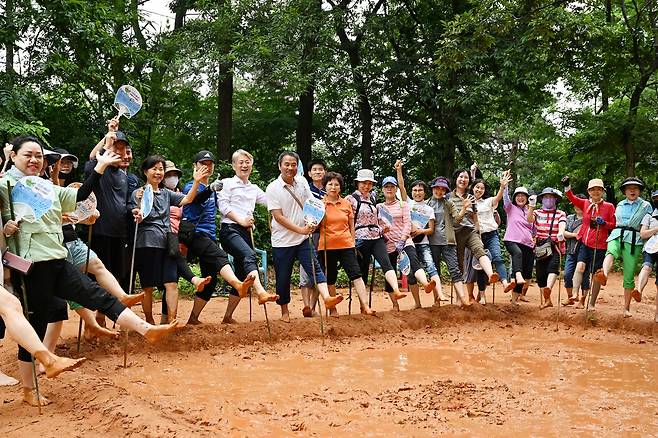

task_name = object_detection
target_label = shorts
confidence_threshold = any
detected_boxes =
[66,239,98,268]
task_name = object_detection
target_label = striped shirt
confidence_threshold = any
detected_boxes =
[378,200,413,253]
[533,208,567,253]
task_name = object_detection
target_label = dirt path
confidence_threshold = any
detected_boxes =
[1,273,656,436]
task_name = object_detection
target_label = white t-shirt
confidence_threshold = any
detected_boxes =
[266,175,312,248]
[641,210,658,254]
[408,199,434,245]
[475,197,498,233]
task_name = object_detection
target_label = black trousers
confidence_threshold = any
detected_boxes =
[91,234,130,292]
[12,259,126,362]
[318,248,362,285]
[219,224,259,297]
[504,241,535,293]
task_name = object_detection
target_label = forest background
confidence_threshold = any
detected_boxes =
[2,0,658,253]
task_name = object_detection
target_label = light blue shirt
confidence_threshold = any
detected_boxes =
[607,198,652,244]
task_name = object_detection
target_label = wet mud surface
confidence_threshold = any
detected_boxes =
[1,273,657,436]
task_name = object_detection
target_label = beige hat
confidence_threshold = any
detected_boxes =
[354,169,377,183]
[587,178,604,190]
[165,160,182,177]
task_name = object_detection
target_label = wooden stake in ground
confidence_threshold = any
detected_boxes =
[7,181,42,414]
[250,227,271,340]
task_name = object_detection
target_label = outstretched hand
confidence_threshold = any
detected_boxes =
[95,150,122,169]
[561,176,570,188]
[499,170,512,187]
[394,159,402,171]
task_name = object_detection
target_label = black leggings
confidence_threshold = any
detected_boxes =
[504,241,534,293]
[186,233,231,301]
[12,259,126,362]
[384,245,423,292]
[356,237,394,284]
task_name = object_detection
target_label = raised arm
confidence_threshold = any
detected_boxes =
[395,159,408,202]
[492,170,511,209]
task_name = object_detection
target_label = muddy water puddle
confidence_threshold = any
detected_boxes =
[123,333,657,436]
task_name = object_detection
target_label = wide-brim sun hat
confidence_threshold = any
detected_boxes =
[513,186,530,197]
[430,177,450,190]
[587,178,604,190]
[354,169,377,183]
[619,176,644,193]
[537,187,562,201]
[164,160,182,178]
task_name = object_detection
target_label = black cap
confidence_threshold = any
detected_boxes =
[114,131,129,145]
[193,150,215,163]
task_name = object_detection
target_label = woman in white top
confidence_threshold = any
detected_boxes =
[471,171,512,292]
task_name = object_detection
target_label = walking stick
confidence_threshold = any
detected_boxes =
[76,224,93,355]
[250,227,271,340]
[309,235,325,341]
[450,282,454,305]
[584,225,600,320]
[556,250,563,331]
[368,258,375,308]
[123,219,139,368]
[7,181,42,414]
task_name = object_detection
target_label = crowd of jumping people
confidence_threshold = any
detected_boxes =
[1,118,657,407]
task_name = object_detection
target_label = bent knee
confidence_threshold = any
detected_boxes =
[0,288,21,313]
[576,262,586,273]
[87,257,106,273]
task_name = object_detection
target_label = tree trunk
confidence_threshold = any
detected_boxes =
[216,65,233,162]
[296,82,315,171]
[5,0,15,76]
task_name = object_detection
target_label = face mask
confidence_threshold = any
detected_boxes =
[164,176,179,190]
[542,197,557,210]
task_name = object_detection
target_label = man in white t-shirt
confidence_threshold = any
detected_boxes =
[266,151,343,322]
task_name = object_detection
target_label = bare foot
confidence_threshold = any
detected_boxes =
[504,281,517,293]
[120,292,145,307]
[85,324,120,341]
[192,276,212,292]
[324,295,344,309]
[187,315,202,325]
[221,317,238,324]
[144,319,179,343]
[257,292,279,305]
[631,289,641,302]
[302,306,313,318]
[488,273,500,284]
[0,371,18,386]
[237,273,256,298]
[593,269,607,286]
[424,280,436,294]
[392,292,407,301]
[23,388,51,407]
[392,301,400,311]
[145,315,156,325]
[281,313,291,323]
[361,307,377,316]
[623,310,632,318]
[34,351,86,379]
[561,297,576,306]
[518,294,529,302]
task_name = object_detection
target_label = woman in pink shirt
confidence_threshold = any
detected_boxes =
[378,176,436,309]
[503,185,535,303]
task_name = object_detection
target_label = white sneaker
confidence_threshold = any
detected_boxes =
[479,295,486,305]
[623,310,632,318]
